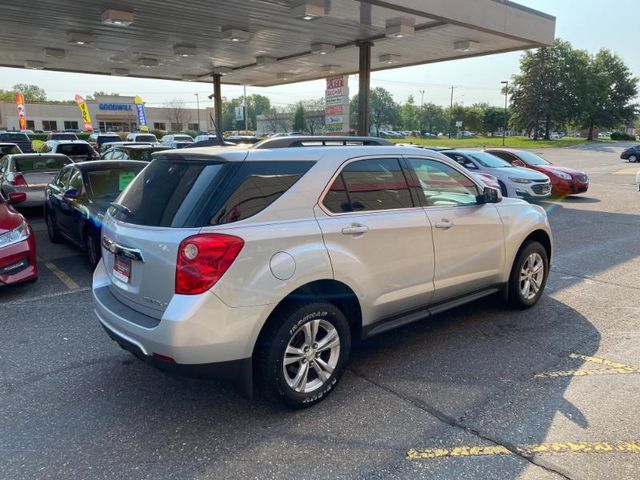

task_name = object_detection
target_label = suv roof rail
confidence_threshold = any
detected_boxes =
[252,136,392,149]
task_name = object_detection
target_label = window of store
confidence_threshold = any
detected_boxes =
[188,123,199,131]
[170,123,182,132]
[26,120,35,129]
[42,120,58,131]
[64,121,79,130]
[153,122,166,130]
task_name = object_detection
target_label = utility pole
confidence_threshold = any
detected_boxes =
[448,86,456,138]
[243,84,248,132]
[419,89,425,107]
[500,80,508,146]
[194,93,200,132]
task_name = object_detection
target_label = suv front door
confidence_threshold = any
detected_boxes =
[315,157,435,324]
[406,157,505,303]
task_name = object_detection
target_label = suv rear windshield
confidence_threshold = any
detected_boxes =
[50,133,78,140]
[15,156,71,171]
[133,135,157,143]
[109,158,314,227]
[0,133,29,143]
[57,144,91,156]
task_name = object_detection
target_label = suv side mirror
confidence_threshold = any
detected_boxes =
[64,188,80,199]
[479,186,502,204]
[8,192,27,204]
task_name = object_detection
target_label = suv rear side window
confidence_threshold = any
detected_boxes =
[408,158,479,207]
[323,158,413,213]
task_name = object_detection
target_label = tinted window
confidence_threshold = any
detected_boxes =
[509,150,551,166]
[97,136,120,147]
[127,148,165,161]
[55,167,73,188]
[209,161,314,225]
[467,152,512,168]
[56,143,91,156]
[444,153,477,170]
[69,170,83,192]
[0,133,29,143]
[110,158,226,227]
[0,145,21,155]
[487,150,514,162]
[50,133,78,141]
[323,158,412,213]
[14,156,71,172]
[133,135,157,143]
[86,165,145,199]
[408,158,479,207]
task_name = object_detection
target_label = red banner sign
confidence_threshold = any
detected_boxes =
[325,105,343,116]
[326,76,344,90]
[15,92,27,130]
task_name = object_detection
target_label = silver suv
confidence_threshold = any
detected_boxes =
[93,137,552,408]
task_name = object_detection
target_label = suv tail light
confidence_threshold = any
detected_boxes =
[175,234,244,295]
[11,174,27,186]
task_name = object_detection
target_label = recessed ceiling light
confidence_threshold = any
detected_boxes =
[291,0,325,20]
[222,27,250,42]
[24,60,45,70]
[256,56,277,66]
[385,17,415,38]
[137,57,159,67]
[173,43,197,57]
[277,72,292,81]
[379,54,401,64]
[44,48,65,59]
[111,68,129,76]
[212,66,233,75]
[67,31,96,46]
[311,43,335,55]
[101,9,134,26]
[454,40,480,52]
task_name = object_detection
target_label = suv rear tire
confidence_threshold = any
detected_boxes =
[507,241,549,309]
[256,302,351,409]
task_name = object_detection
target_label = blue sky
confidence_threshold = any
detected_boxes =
[0,0,637,109]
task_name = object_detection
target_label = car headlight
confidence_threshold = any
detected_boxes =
[554,171,572,180]
[0,221,30,248]
[508,177,533,184]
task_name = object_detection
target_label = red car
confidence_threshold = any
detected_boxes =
[0,192,37,285]
[485,148,589,196]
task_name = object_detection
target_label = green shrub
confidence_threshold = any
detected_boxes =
[610,132,636,141]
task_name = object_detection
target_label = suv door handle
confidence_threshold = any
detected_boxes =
[341,223,369,236]
[435,219,454,229]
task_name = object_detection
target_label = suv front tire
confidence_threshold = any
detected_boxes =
[256,302,351,408]
[508,241,549,309]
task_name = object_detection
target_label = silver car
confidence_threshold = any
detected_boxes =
[0,153,73,207]
[93,138,552,408]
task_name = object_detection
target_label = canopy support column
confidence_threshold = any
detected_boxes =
[213,73,223,131]
[356,40,373,136]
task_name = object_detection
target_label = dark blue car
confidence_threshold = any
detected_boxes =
[44,160,147,267]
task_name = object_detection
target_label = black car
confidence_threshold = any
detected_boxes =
[92,134,122,149]
[0,132,33,153]
[100,144,170,161]
[620,145,640,163]
[44,160,147,266]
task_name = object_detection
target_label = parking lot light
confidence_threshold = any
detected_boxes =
[291,0,325,20]
[101,9,134,27]
[173,43,197,57]
[67,31,96,46]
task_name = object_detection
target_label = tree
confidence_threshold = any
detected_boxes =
[370,88,400,135]
[163,98,188,131]
[247,94,271,131]
[292,103,307,132]
[418,103,447,134]
[577,49,638,140]
[400,95,420,130]
[12,84,47,102]
[483,106,509,136]
[302,98,325,135]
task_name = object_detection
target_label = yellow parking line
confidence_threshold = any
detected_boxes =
[42,261,79,290]
[535,353,640,378]
[407,441,640,460]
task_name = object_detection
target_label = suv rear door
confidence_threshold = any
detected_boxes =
[405,157,505,302]
[315,156,435,323]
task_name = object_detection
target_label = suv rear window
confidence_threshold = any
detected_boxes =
[110,158,314,227]
[15,156,71,171]
[133,135,157,143]
[323,158,413,213]
[56,144,91,156]
[0,133,29,143]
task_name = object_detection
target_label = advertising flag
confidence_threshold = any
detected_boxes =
[15,92,27,131]
[74,94,93,131]
[134,96,149,132]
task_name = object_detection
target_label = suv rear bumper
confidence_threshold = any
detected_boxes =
[92,260,272,366]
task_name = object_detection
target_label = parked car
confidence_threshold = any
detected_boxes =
[125,132,158,143]
[485,149,589,196]
[41,140,98,162]
[0,143,23,158]
[0,191,37,285]
[101,144,170,161]
[45,160,147,267]
[89,133,122,150]
[0,154,73,207]
[442,150,551,201]
[93,138,552,408]
[47,132,78,141]
[160,134,194,149]
[194,134,218,143]
[98,141,152,154]
[620,145,640,163]
[0,132,33,153]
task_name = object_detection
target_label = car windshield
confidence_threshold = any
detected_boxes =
[134,135,157,143]
[98,136,120,145]
[57,143,91,156]
[85,165,146,200]
[0,145,20,155]
[15,156,71,171]
[127,148,166,161]
[515,151,551,166]
[50,133,78,140]
[468,152,513,168]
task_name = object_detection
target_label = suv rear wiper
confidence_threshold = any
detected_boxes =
[110,202,133,217]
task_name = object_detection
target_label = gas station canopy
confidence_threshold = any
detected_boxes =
[0,0,555,87]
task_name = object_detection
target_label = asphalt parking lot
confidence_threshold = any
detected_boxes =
[2,142,639,480]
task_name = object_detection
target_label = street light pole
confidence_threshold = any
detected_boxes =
[419,89,425,108]
[501,80,508,146]
[448,86,456,138]
[194,93,200,132]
